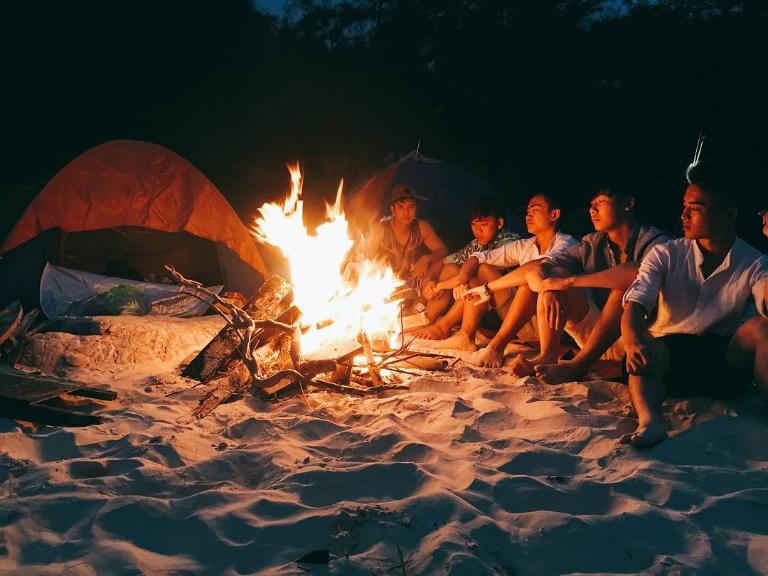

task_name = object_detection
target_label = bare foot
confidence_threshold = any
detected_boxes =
[619,418,667,448]
[424,331,477,352]
[415,323,450,340]
[509,355,535,377]
[467,346,504,368]
[534,360,587,384]
[510,354,558,378]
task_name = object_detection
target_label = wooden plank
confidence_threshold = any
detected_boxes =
[0,365,114,404]
[0,397,103,426]
[70,387,118,401]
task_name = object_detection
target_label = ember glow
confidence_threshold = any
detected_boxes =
[252,164,403,354]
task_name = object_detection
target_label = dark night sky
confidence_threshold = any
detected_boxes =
[1,0,767,251]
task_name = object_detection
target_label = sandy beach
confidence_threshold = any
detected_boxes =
[1,317,767,575]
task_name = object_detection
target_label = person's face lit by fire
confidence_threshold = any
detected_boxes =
[681,184,735,239]
[391,198,418,226]
[470,215,503,247]
[525,195,559,234]
[588,191,632,233]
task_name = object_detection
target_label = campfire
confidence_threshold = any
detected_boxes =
[251,164,403,356]
[173,165,452,420]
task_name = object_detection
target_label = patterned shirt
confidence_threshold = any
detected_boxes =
[444,229,521,266]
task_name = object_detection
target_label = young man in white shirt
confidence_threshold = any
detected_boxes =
[417,193,577,365]
[622,160,768,447]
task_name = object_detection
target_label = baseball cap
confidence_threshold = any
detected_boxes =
[390,185,427,203]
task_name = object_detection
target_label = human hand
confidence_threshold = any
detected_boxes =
[541,290,566,330]
[411,256,430,279]
[453,283,471,301]
[540,276,573,292]
[422,280,439,300]
[624,339,652,375]
[464,285,491,306]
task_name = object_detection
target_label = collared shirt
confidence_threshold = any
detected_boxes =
[472,231,579,267]
[623,237,768,338]
[545,222,672,308]
[444,229,521,266]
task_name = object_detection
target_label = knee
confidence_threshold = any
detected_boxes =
[477,263,502,282]
[439,263,460,281]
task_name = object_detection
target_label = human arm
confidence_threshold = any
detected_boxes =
[539,262,641,292]
[463,260,540,305]
[622,302,653,374]
[412,220,449,279]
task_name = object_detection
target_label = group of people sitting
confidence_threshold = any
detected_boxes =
[365,160,768,447]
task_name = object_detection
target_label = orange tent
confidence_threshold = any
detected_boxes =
[1,139,268,276]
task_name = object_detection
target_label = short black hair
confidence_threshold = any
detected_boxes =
[590,181,636,202]
[587,165,639,203]
[686,159,740,208]
[528,191,562,212]
[471,197,505,220]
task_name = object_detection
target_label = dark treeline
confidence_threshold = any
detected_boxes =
[2,0,767,248]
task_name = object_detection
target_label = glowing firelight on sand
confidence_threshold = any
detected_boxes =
[252,164,403,354]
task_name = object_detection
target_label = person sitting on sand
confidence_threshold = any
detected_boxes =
[621,160,768,448]
[419,193,577,365]
[419,197,520,323]
[365,185,448,288]
[521,179,671,383]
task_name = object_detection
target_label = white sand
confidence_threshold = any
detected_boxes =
[1,317,767,575]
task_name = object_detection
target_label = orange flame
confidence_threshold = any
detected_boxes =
[252,164,403,355]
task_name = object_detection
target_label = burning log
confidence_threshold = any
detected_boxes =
[182,275,293,381]
[188,361,252,421]
[359,331,383,387]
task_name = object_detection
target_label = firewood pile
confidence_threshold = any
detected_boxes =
[169,268,453,421]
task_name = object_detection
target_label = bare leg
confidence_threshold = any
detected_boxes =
[728,316,768,404]
[416,299,464,339]
[524,288,590,377]
[425,264,460,322]
[621,338,670,448]
[536,288,623,384]
[467,285,538,368]
[476,264,508,311]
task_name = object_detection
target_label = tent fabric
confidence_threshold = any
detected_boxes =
[346,151,496,251]
[1,139,268,277]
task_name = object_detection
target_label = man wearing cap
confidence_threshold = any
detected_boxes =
[365,186,448,287]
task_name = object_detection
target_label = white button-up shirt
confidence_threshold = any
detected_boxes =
[623,237,768,337]
[472,231,578,268]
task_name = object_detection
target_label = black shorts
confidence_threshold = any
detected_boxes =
[659,333,749,399]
